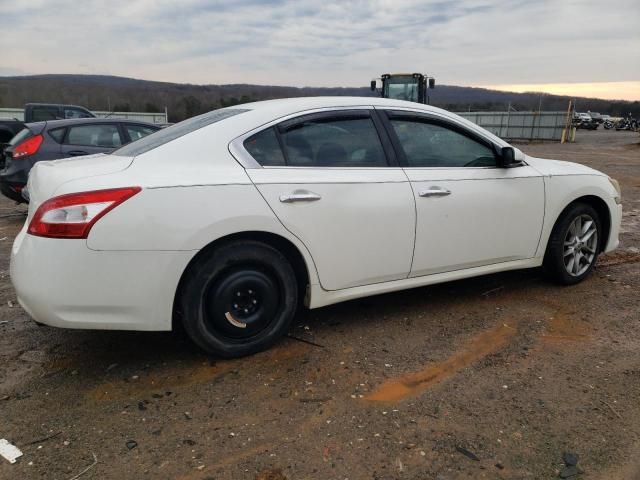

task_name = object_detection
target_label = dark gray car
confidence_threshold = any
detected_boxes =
[0,118,160,202]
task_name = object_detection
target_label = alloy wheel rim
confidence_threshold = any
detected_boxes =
[563,214,598,277]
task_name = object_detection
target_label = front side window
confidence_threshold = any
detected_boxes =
[66,124,122,148]
[279,115,387,167]
[389,118,496,168]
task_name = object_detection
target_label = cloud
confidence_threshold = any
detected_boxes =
[1,0,638,92]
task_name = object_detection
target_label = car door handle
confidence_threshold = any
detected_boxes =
[67,150,88,156]
[279,190,322,203]
[419,187,451,197]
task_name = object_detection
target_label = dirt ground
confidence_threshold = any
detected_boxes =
[0,129,639,480]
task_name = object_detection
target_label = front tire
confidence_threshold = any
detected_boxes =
[179,241,298,357]
[543,203,601,285]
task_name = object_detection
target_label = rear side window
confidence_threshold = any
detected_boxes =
[31,106,59,122]
[48,127,66,143]
[64,108,93,119]
[113,108,248,157]
[279,115,387,167]
[125,124,159,141]
[66,124,123,148]
[243,128,285,166]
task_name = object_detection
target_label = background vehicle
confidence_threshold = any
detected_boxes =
[615,114,638,131]
[587,111,603,123]
[371,73,436,104]
[0,103,96,157]
[0,119,26,157]
[573,118,598,130]
[0,118,160,202]
[22,103,95,123]
[11,97,621,358]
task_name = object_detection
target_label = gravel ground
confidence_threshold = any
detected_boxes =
[0,129,638,480]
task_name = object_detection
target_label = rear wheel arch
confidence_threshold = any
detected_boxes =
[172,231,312,330]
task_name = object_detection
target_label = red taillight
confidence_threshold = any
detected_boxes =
[12,134,43,159]
[27,187,141,239]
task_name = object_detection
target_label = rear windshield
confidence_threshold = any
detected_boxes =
[112,108,249,157]
[9,128,33,146]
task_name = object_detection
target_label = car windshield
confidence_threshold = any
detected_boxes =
[8,128,33,146]
[384,76,420,102]
[112,108,248,157]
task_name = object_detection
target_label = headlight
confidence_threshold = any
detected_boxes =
[608,177,622,204]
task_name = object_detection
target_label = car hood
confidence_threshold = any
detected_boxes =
[26,153,133,213]
[524,155,606,177]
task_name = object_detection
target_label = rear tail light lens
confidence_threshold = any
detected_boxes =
[28,187,141,239]
[12,134,43,159]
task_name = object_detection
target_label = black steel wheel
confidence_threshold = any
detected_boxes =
[180,240,298,357]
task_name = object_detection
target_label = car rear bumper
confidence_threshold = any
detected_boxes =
[10,226,195,331]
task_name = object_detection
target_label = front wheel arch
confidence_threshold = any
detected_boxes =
[547,195,611,254]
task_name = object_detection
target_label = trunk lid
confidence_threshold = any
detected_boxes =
[26,153,134,216]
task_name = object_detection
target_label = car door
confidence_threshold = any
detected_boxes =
[379,109,545,277]
[60,123,124,157]
[238,108,416,291]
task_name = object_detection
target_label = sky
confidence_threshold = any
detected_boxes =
[1,0,639,100]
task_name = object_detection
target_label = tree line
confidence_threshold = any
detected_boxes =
[0,74,637,122]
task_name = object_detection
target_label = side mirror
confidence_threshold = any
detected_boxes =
[428,78,435,89]
[370,80,377,91]
[497,146,524,168]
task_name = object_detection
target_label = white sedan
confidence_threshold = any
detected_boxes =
[11,97,622,357]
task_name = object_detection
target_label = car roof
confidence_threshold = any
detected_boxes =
[26,118,160,128]
[222,96,506,145]
[25,103,89,109]
[237,96,447,116]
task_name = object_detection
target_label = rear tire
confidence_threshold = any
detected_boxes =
[543,203,601,285]
[180,241,298,357]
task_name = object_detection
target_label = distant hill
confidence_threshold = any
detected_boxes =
[0,74,637,122]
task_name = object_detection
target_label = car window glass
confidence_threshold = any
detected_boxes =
[66,124,122,148]
[390,119,496,168]
[48,127,66,143]
[243,128,285,166]
[113,108,248,157]
[280,117,387,167]
[8,128,33,146]
[64,108,93,119]
[31,107,60,122]
[125,124,159,141]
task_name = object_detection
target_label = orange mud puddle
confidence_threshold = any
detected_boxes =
[365,322,517,402]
